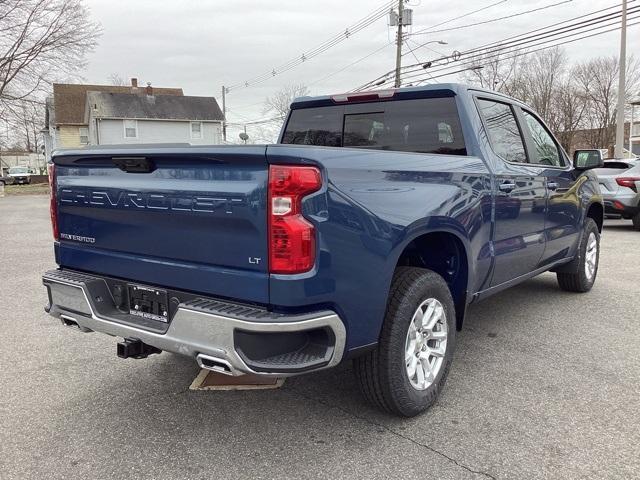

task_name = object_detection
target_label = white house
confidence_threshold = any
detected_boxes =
[85,86,224,146]
[42,80,185,160]
[0,150,46,174]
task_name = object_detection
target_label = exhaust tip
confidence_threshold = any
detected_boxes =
[196,354,237,376]
[60,315,92,333]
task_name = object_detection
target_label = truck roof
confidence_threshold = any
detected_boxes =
[290,82,521,109]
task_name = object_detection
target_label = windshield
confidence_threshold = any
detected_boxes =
[9,167,29,174]
[282,97,467,156]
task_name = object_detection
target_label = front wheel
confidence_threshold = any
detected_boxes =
[354,267,456,417]
[557,218,600,292]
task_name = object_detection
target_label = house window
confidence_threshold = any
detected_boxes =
[79,127,89,145]
[191,122,203,140]
[124,119,138,138]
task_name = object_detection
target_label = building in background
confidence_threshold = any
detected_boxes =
[567,121,639,158]
[42,78,184,160]
[630,99,640,157]
[0,150,45,175]
[85,85,224,146]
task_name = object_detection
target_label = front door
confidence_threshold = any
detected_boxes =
[518,109,581,264]
[475,98,547,287]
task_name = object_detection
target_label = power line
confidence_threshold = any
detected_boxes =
[410,0,509,35]
[385,14,638,87]
[398,5,639,83]
[226,115,283,126]
[356,2,637,90]
[307,41,395,87]
[358,2,626,89]
[392,13,640,87]
[406,19,640,87]
[408,0,574,40]
[226,0,396,92]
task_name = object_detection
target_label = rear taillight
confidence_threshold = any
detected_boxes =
[47,163,59,240]
[616,177,640,192]
[268,165,322,274]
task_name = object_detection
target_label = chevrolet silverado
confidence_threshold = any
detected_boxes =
[43,84,604,416]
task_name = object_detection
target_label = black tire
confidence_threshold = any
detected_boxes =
[632,212,640,231]
[556,218,600,292]
[353,267,456,417]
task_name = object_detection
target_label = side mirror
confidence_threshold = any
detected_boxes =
[573,149,604,170]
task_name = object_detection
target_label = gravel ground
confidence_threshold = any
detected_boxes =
[1,194,638,480]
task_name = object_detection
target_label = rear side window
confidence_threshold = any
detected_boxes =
[281,107,342,147]
[476,99,527,164]
[602,161,632,170]
[282,97,467,155]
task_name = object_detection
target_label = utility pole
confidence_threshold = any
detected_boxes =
[394,0,404,88]
[221,85,227,143]
[614,0,627,158]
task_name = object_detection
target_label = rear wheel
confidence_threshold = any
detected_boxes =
[354,267,456,417]
[632,212,640,231]
[557,218,600,292]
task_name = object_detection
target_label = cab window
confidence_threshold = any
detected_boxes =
[522,110,564,167]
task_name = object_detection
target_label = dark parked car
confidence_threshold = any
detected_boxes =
[0,173,14,186]
[43,83,604,416]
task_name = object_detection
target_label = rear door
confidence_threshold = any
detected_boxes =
[53,146,270,303]
[475,98,547,286]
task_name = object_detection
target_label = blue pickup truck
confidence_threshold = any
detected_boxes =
[43,84,604,416]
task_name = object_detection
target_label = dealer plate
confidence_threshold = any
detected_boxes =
[128,284,169,323]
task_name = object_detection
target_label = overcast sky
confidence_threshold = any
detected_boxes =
[81,0,638,140]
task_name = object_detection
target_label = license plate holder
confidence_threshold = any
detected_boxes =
[128,284,169,323]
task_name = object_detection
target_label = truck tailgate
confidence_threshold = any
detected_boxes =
[52,146,269,303]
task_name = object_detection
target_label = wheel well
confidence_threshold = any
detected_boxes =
[586,203,603,232]
[396,232,469,330]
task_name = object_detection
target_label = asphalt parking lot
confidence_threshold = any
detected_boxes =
[1,194,639,480]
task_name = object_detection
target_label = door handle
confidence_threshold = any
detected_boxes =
[498,182,516,193]
[547,181,559,191]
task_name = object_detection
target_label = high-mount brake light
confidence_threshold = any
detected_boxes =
[331,89,396,103]
[47,163,59,241]
[268,165,322,274]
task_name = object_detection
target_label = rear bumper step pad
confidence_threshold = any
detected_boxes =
[43,269,346,376]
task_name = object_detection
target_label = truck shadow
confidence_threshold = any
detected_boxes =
[46,274,577,473]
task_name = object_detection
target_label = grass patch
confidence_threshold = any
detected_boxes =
[4,183,50,196]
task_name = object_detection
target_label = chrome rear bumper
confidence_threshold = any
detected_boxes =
[43,269,346,376]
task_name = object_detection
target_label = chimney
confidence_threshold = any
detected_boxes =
[145,82,153,96]
[131,78,138,88]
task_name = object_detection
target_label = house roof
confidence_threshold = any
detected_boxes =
[85,92,224,122]
[52,83,183,125]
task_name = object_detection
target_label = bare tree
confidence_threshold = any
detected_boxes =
[263,84,310,121]
[552,77,589,153]
[574,55,640,149]
[0,0,101,108]
[518,48,567,122]
[107,73,127,86]
[461,48,640,153]
[461,49,523,98]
